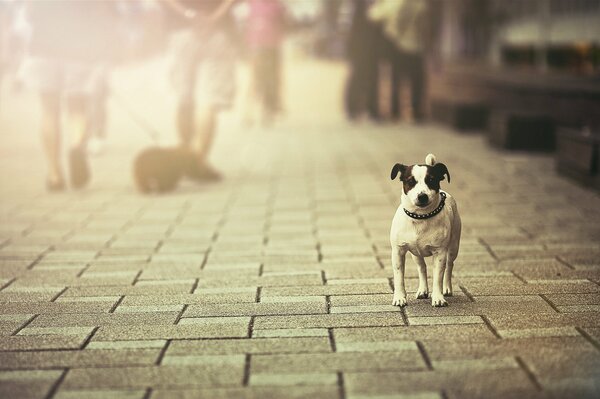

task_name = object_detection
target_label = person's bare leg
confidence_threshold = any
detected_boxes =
[191,104,220,180]
[177,101,194,150]
[66,95,91,188]
[40,92,63,188]
[196,104,217,161]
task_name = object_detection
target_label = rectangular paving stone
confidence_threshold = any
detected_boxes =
[18,326,95,336]
[115,305,185,313]
[336,341,417,352]
[254,313,405,330]
[334,325,497,342]
[498,327,580,339]
[252,328,330,338]
[0,301,116,314]
[167,337,331,355]
[252,351,426,373]
[151,386,340,399]
[0,334,89,351]
[0,349,161,369]
[487,312,600,329]
[0,369,64,381]
[86,340,167,350]
[93,324,249,340]
[250,373,338,386]
[330,305,401,314]
[54,389,147,399]
[261,284,391,297]
[183,301,327,317]
[260,295,325,303]
[408,316,484,326]
[556,304,600,312]
[119,292,258,306]
[178,317,251,326]
[344,368,537,398]
[544,293,600,305]
[161,354,245,366]
[62,365,244,389]
[432,357,519,371]
[28,312,179,328]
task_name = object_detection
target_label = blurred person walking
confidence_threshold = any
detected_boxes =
[244,0,286,126]
[20,1,117,190]
[163,0,238,181]
[369,0,429,122]
[344,0,381,121]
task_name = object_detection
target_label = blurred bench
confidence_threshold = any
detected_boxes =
[556,127,600,190]
[488,110,555,151]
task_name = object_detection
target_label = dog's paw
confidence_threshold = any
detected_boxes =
[392,295,408,307]
[443,288,453,297]
[431,295,448,307]
[415,290,429,299]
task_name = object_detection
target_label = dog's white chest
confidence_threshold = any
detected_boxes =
[390,208,452,257]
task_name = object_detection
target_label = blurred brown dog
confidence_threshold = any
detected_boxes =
[133,147,196,193]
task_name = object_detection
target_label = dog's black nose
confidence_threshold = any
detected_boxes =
[417,194,429,205]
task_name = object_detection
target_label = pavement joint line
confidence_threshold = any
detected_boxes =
[0,277,16,291]
[242,353,252,386]
[155,340,172,366]
[49,287,68,302]
[575,327,600,351]
[538,294,561,313]
[511,271,528,284]
[480,315,501,339]
[26,248,51,270]
[416,341,433,371]
[328,328,336,352]
[477,237,498,261]
[11,314,39,336]
[321,270,327,285]
[174,304,189,325]
[132,270,144,286]
[555,255,576,270]
[199,248,211,270]
[142,387,152,399]
[255,287,262,303]
[337,371,346,399]
[515,356,543,391]
[258,263,264,277]
[189,278,200,294]
[400,306,409,326]
[80,326,100,349]
[109,296,126,313]
[247,316,255,338]
[458,285,475,302]
[43,368,68,399]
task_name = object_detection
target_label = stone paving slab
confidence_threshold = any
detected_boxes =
[1,54,599,399]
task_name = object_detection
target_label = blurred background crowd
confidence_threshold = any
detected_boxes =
[1,0,599,192]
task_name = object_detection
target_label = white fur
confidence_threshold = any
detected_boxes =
[425,153,436,166]
[389,155,461,307]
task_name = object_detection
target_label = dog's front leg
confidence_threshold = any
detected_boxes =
[391,246,407,307]
[431,251,448,307]
[411,254,429,299]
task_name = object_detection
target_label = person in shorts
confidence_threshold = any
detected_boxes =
[21,1,117,190]
[163,0,238,180]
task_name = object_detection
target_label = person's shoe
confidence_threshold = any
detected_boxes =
[69,147,90,189]
[46,177,66,192]
[188,161,222,182]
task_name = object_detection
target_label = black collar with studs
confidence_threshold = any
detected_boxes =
[404,192,447,220]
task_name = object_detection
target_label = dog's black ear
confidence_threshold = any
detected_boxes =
[432,163,451,183]
[391,163,406,180]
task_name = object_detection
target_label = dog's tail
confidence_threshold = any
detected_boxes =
[425,154,436,166]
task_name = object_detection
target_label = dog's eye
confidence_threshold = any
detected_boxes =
[407,178,416,185]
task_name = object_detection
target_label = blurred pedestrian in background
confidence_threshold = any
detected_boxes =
[20,1,118,191]
[243,0,286,126]
[369,0,430,122]
[344,0,381,121]
[163,0,238,181]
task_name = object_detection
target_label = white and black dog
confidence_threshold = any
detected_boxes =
[390,154,461,307]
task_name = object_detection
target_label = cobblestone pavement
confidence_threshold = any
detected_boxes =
[1,54,599,399]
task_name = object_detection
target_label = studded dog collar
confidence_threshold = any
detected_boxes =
[404,192,447,220]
